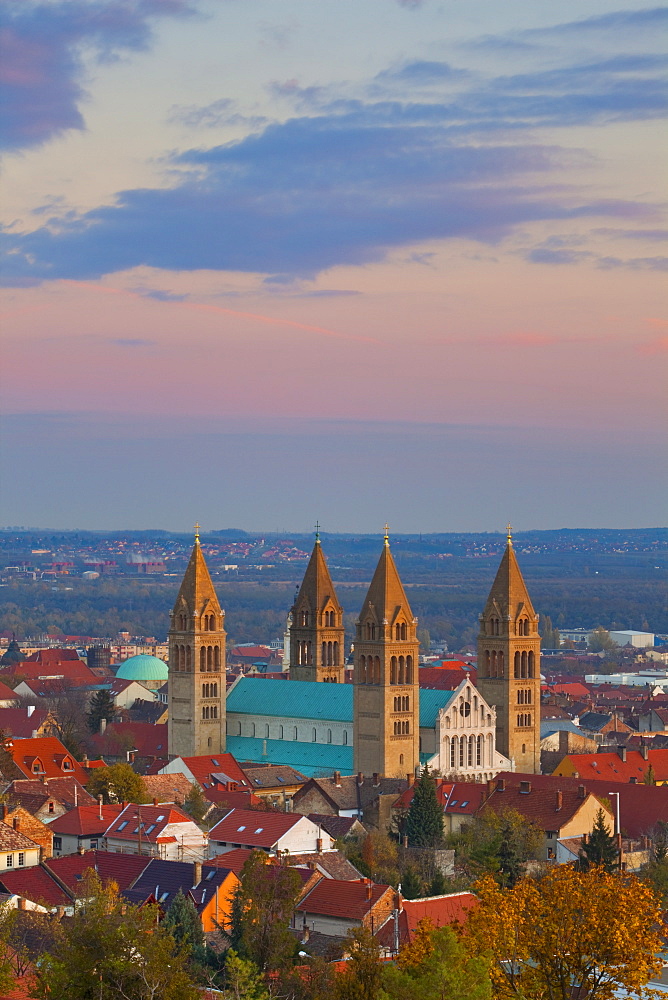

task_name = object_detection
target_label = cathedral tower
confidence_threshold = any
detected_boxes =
[289,531,345,683]
[476,528,541,774]
[353,531,420,778]
[168,527,226,758]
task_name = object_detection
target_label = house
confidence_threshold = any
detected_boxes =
[294,877,395,937]
[392,779,487,836]
[552,746,668,784]
[0,681,18,708]
[0,822,42,872]
[159,753,250,791]
[208,807,334,858]
[49,803,124,856]
[45,849,151,897]
[240,764,307,808]
[306,814,366,841]
[479,775,613,861]
[2,737,90,784]
[4,777,96,824]
[578,712,632,737]
[0,864,71,910]
[0,805,52,860]
[375,891,478,955]
[141,773,195,807]
[87,722,168,765]
[640,706,668,733]
[291,772,407,832]
[123,858,239,932]
[108,677,159,710]
[0,708,52,739]
[104,803,208,861]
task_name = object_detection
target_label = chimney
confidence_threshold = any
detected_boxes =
[193,861,202,886]
[18,898,27,911]
[406,773,414,787]
[555,791,563,811]
[82,753,89,766]
[558,729,570,753]
[0,805,5,822]
[618,746,627,762]
[316,838,323,854]
[31,731,38,739]
[641,744,649,760]
[153,798,158,807]
[98,795,103,821]
[357,772,364,786]
[578,785,586,799]
[27,705,35,718]
[496,778,505,792]
[333,771,341,786]
[519,780,531,794]
[373,773,380,787]
[12,817,19,831]
[366,882,373,901]
[100,718,107,735]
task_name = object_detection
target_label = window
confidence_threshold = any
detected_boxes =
[312,728,317,742]
[17,853,24,867]
[117,821,128,831]
[48,801,55,814]
[327,729,332,744]
[89,840,98,850]
[53,837,62,851]
[5,856,12,868]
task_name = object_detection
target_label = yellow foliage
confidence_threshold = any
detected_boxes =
[396,917,434,971]
[466,866,663,1000]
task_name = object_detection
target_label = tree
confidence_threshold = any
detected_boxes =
[87,688,117,733]
[428,868,448,896]
[227,851,301,972]
[417,628,431,652]
[34,870,199,1000]
[220,951,269,1000]
[588,627,617,653]
[183,783,209,826]
[644,762,657,785]
[466,866,663,1000]
[578,808,618,873]
[400,866,423,900]
[404,767,443,848]
[163,889,207,971]
[381,921,491,1000]
[539,615,561,650]
[334,926,384,1000]
[446,808,542,886]
[86,762,147,804]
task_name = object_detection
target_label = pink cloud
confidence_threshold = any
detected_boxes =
[636,336,668,355]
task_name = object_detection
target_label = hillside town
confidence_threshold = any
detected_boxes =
[0,528,665,997]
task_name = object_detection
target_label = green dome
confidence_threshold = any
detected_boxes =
[115,654,168,682]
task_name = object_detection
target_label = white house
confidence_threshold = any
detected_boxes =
[208,807,334,859]
[427,678,512,781]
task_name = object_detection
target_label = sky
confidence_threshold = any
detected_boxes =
[1,0,666,533]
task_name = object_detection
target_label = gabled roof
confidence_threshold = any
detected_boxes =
[23,649,81,664]
[0,866,70,907]
[171,538,221,619]
[167,753,249,788]
[481,538,536,621]
[209,807,311,848]
[205,848,256,874]
[141,773,194,805]
[241,764,307,789]
[554,748,668,783]
[4,737,89,783]
[45,850,150,893]
[292,540,342,616]
[393,780,484,817]
[306,814,363,840]
[481,781,607,833]
[105,803,196,844]
[357,541,413,627]
[6,777,95,810]
[126,858,235,913]
[0,821,40,852]
[287,850,363,880]
[0,681,18,700]
[48,804,123,837]
[0,709,50,739]
[297,878,393,919]
[376,892,478,950]
[293,774,406,813]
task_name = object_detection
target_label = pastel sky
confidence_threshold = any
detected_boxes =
[1,0,666,532]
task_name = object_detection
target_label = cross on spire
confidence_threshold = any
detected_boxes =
[315,520,320,542]
[383,522,390,546]
[194,522,200,543]
[506,522,513,546]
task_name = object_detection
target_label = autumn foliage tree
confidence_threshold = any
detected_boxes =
[381,918,491,1000]
[466,865,663,1000]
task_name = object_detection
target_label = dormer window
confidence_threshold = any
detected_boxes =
[62,759,73,771]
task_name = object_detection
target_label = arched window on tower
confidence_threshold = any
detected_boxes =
[214,646,220,670]
[333,641,339,665]
[514,651,521,678]
[521,650,527,678]
[397,656,404,684]
[374,657,381,684]
[390,656,397,684]
[498,650,504,676]
[450,736,457,770]
[477,734,483,767]
[485,650,490,676]
[528,651,535,678]
[406,656,413,683]
[359,655,367,684]
[491,650,497,677]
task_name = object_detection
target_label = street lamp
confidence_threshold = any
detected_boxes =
[608,791,622,869]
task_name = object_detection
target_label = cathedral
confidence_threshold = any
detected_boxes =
[167,527,542,777]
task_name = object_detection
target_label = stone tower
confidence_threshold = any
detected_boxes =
[168,527,226,758]
[289,533,345,683]
[476,528,541,774]
[353,531,420,778]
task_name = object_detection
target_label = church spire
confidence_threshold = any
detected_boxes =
[173,530,221,619]
[482,530,536,623]
[289,532,344,683]
[358,534,414,628]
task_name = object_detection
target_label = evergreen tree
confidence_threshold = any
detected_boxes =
[226,851,301,971]
[497,817,523,888]
[163,889,207,970]
[334,926,384,1000]
[539,615,561,650]
[428,868,448,896]
[644,763,656,785]
[183,783,209,825]
[578,809,618,873]
[87,688,117,733]
[400,866,423,900]
[654,822,668,863]
[404,767,444,848]
[221,951,269,1000]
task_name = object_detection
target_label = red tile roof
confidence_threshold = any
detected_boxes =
[24,649,81,663]
[209,807,307,848]
[481,780,608,832]
[200,787,259,809]
[46,850,150,892]
[376,892,478,950]
[554,748,668,783]
[418,667,475,691]
[173,754,249,788]
[393,780,484,817]
[0,866,69,907]
[206,848,256,873]
[4,737,89,783]
[0,682,17,702]
[105,803,195,844]
[88,722,167,759]
[0,709,50,739]
[297,878,393,920]
[0,971,38,1000]
[551,682,591,699]
[48,803,123,837]
[7,776,95,810]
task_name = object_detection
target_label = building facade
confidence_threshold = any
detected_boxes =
[427,678,511,781]
[476,531,541,773]
[168,530,226,758]
[353,536,420,778]
[289,537,345,683]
